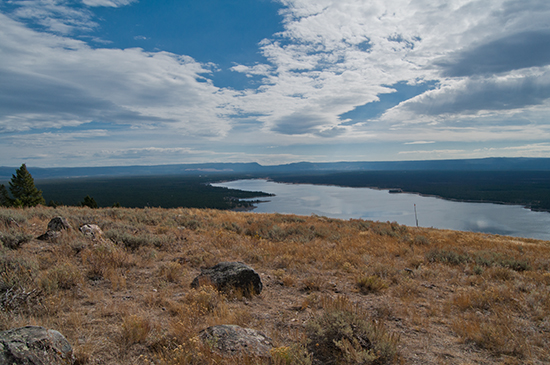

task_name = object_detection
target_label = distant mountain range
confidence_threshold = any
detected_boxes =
[1,157,550,180]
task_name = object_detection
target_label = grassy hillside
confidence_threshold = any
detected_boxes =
[1,206,549,364]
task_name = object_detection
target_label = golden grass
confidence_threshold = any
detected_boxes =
[0,205,549,364]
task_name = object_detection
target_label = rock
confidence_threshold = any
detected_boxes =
[191,262,263,296]
[37,217,72,241]
[199,325,273,358]
[36,230,61,241]
[0,326,74,365]
[79,224,103,240]
[47,217,71,232]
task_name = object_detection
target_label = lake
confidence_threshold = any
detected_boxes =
[212,179,550,241]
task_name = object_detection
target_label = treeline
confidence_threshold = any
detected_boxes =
[36,175,271,209]
[269,170,550,212]
[0,165,271,210]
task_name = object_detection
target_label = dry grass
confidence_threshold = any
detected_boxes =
[0,205,549,364]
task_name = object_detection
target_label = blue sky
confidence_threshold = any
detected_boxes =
[1,0,550,167]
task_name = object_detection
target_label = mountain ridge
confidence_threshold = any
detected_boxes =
[1,157,550,180]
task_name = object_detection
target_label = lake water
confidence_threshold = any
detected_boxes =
[212,179,550,241]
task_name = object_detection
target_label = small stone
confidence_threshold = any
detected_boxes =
[199,325,273,358]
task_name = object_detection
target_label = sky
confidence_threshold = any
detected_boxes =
[1,0,550,167]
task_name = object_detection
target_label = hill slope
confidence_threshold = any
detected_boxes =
[1,206,549,364]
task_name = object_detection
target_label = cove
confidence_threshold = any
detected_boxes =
[212,179,550,241]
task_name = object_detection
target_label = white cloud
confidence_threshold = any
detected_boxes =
[6,0,97,34]
[404,141,435,145]
[0,13,237,138]
[2,0,550,166]
[398,149,466,155]
[82,0,136,7]
[5,130,109,148]
[226,0,550,144]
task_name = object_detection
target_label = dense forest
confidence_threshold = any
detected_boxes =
[35,175,272,209]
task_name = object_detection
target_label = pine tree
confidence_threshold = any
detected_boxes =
[9,164,45,207]
[0,184,12,207]
[81,195,98,209]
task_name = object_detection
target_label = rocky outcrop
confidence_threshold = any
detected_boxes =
[37,217,71,242]
[191,262,263,296]
[199,325,272,358]
[0,326,74,365]
[47,217,71,232]
[79,224,103,241]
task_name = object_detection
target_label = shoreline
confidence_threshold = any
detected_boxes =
[261,178,550,214]
[213,179,550,240]
[220,178,550,214]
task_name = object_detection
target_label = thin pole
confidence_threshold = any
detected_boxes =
[414,204,419,227]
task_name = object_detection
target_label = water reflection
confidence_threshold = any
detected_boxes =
[213,179,550,241]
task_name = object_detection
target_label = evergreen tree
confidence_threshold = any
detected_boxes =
[9,164,45,207]
[81,195,98,209]
[0,184,12,207]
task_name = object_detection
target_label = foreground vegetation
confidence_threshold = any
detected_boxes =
[1,206,549,364]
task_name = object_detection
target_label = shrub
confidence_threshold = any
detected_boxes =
[121,314,152,345]
[0,231,33,249]
[426,248,469,265]
[474,251,531,272]
[0,252,38,291]
[306,296,399,364]
[356,275,388,294]
[301,276,323,292]
[412,235,430,245]
[0,252,40,312]
[158,261,183,283]
[185,286,226,315]
[0,210,27,227]
[41,262,83,292]
[271,345,312,365]
[81,241,130,280]
[452,314,527,357]
[105,229,170,250]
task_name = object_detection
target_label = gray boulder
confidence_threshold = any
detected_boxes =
[199,325,272,358]
[47,217,71,232]
[79,224,103,241]
[37,217,71,242]
[191,262,262,296]
[0,326,74,365]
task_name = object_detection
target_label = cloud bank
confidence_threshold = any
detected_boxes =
[1,0,550,166]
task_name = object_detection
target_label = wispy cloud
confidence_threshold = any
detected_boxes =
[82,0,137,7]
[0,13,237,138]
[4,0,97,34]
[398,149,466,156]
[404,141,435,145]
